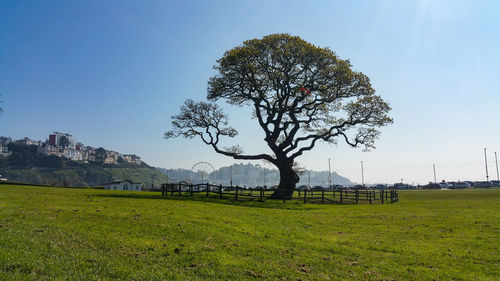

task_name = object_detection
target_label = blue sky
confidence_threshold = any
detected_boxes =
[1,0,499,184]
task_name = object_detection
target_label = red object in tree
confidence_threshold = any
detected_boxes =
[305,88,311,95]
[299,86,306,92]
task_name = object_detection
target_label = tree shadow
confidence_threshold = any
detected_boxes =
[93,192,321,211]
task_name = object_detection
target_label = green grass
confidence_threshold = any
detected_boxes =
[0,185,498,280]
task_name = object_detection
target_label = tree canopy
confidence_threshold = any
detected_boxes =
[166,34,392,198]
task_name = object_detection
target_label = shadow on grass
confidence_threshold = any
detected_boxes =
[93,192,321,210]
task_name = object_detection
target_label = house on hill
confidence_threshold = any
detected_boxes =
[102,180,143,191]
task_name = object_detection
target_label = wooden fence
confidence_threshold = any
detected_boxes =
[160,182,399,204]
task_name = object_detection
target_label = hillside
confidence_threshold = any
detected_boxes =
[159,162,353,186]
[0,144,168,187]
[1,166,168,188]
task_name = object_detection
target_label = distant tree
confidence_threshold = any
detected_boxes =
[62,176,72,187]
[165,34,392,199]
[7,144,39,168]
[39,155,65,169]
[117,156,126,165]
[95,147,107,163]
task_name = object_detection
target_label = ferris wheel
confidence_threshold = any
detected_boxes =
[191,161,216,183]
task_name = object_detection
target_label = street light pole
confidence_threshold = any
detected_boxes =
[229,165,233,186]
[484,148,489,182]
[433,164,437,183]
[495,152,499,181]
[328,158,331,188]
[263,168,266,187]
[361,161,365,187]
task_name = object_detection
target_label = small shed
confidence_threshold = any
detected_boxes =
[102,180,143,191]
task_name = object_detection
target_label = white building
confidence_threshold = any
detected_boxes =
[0,145,9,156]
[102,180,143,191]
[64,148,83,161]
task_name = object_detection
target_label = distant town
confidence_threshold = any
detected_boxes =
[0,132,142,165]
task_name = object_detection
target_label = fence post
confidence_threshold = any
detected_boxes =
[260,187,263,201]
[333,188,335,199]
[161,184,164,196]
[178,183,181,196]
[355,190,359,204]
[219,184,222,198]
[369,190,372,204]
[304,189,307,204]
[390,190,394,203]
[235,186,238,200]
[298,190,301,198]
[322,190,325,204]
[206,184,209,197]
[381,190,384,204]
[190,184,193,196]
[340,189,343,204]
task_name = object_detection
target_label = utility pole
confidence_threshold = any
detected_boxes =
[361,161,365,186]
[484,148,489,182]
[263,168,266,187]
[229,165,233,186]
[495,152,499,181]
[328,158,332,188]
[308,170,311,186]
[433,164,437,183]
[331,159,334,189]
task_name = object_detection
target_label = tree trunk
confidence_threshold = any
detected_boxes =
[270,161,299,199]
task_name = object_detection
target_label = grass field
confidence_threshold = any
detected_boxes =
[0,185,498,280]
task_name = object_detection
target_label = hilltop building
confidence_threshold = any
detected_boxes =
[0,137,12,145]
[0,144,10,157]
[49,132,75,149]
[15,137,43,146]
[0,132,143,165]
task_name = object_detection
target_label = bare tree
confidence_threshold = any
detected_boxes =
[165,34,392,199]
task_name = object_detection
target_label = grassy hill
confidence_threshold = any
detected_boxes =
[0,143,168,187]
[0,185,498,280]
[1,167,168,188]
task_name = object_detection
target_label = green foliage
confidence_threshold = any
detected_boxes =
[5,144,64,169]
[0,186,498,280]
[168,34,393,161]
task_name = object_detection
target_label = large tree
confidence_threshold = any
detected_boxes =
[165,34,392,199]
